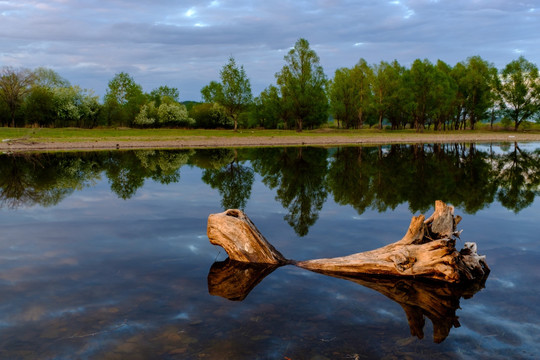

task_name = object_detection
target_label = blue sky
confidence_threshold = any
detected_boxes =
[1,0,539,100]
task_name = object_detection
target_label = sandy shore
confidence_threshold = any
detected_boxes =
[1,132,540,152]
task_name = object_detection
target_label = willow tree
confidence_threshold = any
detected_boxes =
[276,38,328,131]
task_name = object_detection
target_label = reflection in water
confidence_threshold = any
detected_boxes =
[208,259,280,301]
[208,258,488,343]
[202,150,254,210]
[252,147,328,236]
[0,143,538,359]
[1,143,539,235]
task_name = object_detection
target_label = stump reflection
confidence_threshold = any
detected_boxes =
[208,259,488,343]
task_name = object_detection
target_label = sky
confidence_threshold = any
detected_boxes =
[1,0,539,101]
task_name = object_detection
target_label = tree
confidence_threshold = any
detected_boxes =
[157,100,193,127]
[134,102,157,127]
[253,85,287,129]
[23,85,56,126]
[190,102,230,129]
[498,56,540,130]
[103,72,145,127]
[407,59,450,131]
[149,86,180,107]
[33,67,70,88]
[0,67,36,127]
[384,60,408,130]
[275,38,329,131]
[371,61,396,129]
[454,56,498,130]
[351,59,374,128]
[329,67,358,129]
[201,57,252,131]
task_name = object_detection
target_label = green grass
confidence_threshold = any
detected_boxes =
[0,126,538,143]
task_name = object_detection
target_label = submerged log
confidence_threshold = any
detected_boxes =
[207,201,489,284]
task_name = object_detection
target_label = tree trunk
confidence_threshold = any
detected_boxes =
[296,118,303,132]
[207,201,489,284]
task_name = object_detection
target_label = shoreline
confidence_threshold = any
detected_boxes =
[1,132,540,152]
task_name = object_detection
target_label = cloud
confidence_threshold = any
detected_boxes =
[0,0,538,100]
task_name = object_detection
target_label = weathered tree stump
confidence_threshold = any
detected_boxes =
[207,209,288,264]
[207,201,489,284]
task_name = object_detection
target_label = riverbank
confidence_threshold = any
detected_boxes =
[1,128,539,152]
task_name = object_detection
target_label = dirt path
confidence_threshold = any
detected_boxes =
[1,133,540,152]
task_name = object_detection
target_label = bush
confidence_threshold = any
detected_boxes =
[190,103,232,129]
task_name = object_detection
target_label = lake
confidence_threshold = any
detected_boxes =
[0,143,538,359]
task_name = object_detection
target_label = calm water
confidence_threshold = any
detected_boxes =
[0,143,538,359]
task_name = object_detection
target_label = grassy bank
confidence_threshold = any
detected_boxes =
[1,126,539,144]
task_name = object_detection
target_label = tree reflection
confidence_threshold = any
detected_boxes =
[0,153,101,208]
[327,144,501,216]
[1,144,539,234]
[252,147,328,236]
[103,150,192,199]
[201,149,254,210]
[496,143,540,212]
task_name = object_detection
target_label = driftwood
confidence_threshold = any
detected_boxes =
[207,260,487,343]
[208,209,288,264]
[207,201,489,283]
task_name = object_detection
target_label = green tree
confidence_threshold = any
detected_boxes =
[498,56,540,130]
[351,59,374,128]
[23,85,56,126]
[431,60,457,130]
[329,67,358,129]
[201,57,252,131]
[253,85,288,129]
[134,102,157,127]
[190,102,230,128]
[0,67,36,127]
[157,99,193,127]
[458,56,498,130]
[407,59,453,131]
[149,85,180,107]
[371,61,400,129]
[33,67,70,88]
[275,38,329,131]
[103,72,145,127]
[383,60,408,130]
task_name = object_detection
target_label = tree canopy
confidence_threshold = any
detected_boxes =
[275,38,329,131]
[201,56,252,131]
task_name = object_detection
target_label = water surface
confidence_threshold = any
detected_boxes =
[0,143,538,359]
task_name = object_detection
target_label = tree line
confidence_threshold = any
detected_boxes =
[1,38,540,131]
[1,144,538,235]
